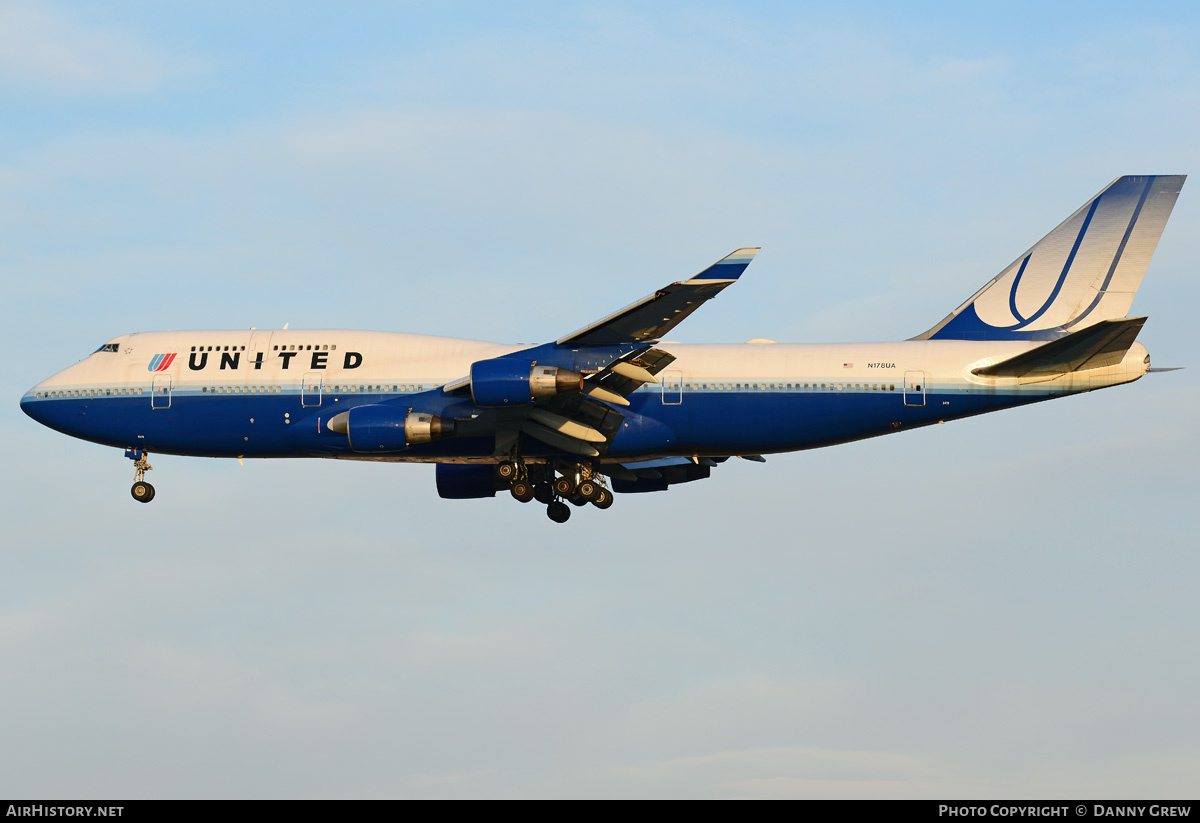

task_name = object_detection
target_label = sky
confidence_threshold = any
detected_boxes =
[2,0,1198,799]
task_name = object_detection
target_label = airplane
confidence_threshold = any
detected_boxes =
[20,175,1185,523]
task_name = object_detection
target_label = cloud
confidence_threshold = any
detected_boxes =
[0,3,199,95]
[650,746,937,798]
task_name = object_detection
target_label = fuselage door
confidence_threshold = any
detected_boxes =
[661,369,683,405]
[302,372,322,407]
[248,329,274,371]
[903,370,926,407]
[151,375,172,409]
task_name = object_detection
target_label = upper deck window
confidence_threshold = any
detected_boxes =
[93,343,119,353]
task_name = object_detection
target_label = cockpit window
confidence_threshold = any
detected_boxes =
[94,343,119,353]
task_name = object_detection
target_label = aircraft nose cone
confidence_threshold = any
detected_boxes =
[20,390,45,425]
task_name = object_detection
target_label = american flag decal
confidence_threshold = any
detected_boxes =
[843,362,854,368]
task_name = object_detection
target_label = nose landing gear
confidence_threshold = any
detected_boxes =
[127,448,155,503]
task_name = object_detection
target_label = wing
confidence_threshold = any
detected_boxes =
[556,247,760,346]
[439,247,760,458]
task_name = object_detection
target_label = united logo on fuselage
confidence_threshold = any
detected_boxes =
[147,353,177,372]
[185,350,363,371]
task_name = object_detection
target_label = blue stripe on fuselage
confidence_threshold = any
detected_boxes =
[21,385,1058,460]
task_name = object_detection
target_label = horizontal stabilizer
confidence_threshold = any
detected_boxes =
[973,316,1146,378]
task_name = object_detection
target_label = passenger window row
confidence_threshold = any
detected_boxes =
[37,382,904,400]
[645,383,900,392]
[35,388,143,399]
[188,344,338,352]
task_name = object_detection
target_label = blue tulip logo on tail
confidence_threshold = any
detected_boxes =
[915,175,1184,342]
[147,353,177,372]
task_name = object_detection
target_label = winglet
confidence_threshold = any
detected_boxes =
[688,247,760,283]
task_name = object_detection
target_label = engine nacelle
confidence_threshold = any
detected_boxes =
[470,359,584,406]
[328,405,456,452]
[436,464,498,499]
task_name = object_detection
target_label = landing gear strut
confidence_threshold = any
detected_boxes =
[129,449,155,503]
[544,461,615,522]
[493,451,615,523]
[496,450,538,504]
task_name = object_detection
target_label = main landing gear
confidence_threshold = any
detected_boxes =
[128,449,155,503]
[493,455,614,523]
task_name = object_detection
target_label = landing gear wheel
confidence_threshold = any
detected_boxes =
[496,461,519,483]
[576,480,598,501]
[592,488,613,509]
[533,483,554,505]
[568,495,588,507]
[553,477,576,497]
[129,450,154,501]
[510,481,535,503]
[546,501,571,523]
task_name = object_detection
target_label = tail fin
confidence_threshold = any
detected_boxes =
[914,175,1185,341]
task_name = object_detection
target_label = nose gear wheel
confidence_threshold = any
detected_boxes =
[129,451,156,503]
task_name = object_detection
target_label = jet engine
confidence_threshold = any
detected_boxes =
[435,464,499,499]
[470,359,584,406]
[327,405,455,452]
